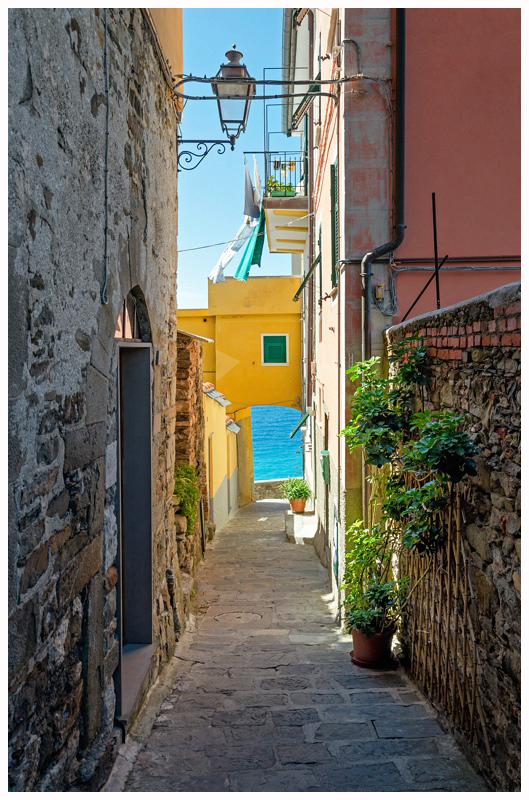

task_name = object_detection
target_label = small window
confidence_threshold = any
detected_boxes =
[262,334,288,365]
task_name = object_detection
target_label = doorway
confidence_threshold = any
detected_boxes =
[115,343,155,724]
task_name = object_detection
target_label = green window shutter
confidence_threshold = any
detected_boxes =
[330,162,339,287]
[321,450,330,485]
[263,335,287,364]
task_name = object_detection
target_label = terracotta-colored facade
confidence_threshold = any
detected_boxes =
[279,6,520,593]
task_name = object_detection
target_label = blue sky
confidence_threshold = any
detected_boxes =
[177,8,294,308]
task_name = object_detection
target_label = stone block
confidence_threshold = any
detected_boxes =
[86,365,108,425]
[46,489,70,519]
[276,743,335,765]
[20,542,49,594]
[81,572,104,746]
[373,718,444,738]
[63,422,106,472]
[57,533,102,610]
[174,514,187,533]
[105,441,117,489]
[314,722,373,741]
[8,596,37,683]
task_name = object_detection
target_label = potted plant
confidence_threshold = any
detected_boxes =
[345,580,407,667]
[281,477,311,513]
[267,176,296,197]
[341,520,404,666]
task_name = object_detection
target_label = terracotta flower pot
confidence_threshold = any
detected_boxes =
[289,498,307,513]
[350,627,395,668]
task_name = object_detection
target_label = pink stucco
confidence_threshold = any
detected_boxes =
[394,8,520,321]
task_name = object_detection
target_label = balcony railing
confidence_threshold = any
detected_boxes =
[264,152,307,198]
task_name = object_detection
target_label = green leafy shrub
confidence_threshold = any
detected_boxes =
[174,464,199,535]
[281,477,312,501]
[340,335,479,633]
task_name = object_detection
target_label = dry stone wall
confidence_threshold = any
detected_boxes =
[9,9,180,790]
[387,282,521,791]
[173,334,207,601]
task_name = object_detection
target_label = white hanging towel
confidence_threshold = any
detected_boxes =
[253,154,262,208]
[208,216,257,283]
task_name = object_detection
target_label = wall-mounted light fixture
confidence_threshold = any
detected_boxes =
[175,46,357,171]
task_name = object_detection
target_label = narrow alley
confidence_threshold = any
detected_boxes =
[108,501,485,793]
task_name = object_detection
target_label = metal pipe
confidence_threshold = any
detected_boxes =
[360,8,406,359]
[432,192,441,309]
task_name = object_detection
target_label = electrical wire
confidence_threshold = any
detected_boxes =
[177,211,315,254]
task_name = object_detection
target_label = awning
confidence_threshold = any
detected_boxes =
[290,411,310,438]
[291,76,320,131]
[293,254,321,302]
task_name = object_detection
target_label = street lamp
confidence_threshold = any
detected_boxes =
[212,47,255,148]
[175,47,349,170]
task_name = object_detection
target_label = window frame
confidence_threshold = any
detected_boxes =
[261,333,289,366]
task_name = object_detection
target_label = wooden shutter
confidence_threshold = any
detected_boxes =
[263,335,287,364]
[330,162,339,287]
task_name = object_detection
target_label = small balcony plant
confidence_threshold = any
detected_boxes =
[266,176,296,197]
[281,477,311,513]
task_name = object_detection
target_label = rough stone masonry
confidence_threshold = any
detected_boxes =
[8,9,188,790]
[387,282,521,791]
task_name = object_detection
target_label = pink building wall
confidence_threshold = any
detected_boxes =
[394,8,520,322]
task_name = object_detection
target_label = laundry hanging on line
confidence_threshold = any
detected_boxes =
[208,216,257,283]
[235,208,266,282]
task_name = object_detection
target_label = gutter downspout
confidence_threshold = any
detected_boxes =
[361,8,406,361]
[281,9,296,135]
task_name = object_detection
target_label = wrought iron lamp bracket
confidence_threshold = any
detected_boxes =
[177,138,237,171]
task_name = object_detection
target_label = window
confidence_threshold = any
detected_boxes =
[262,334,288,365]
[330,161,339,287]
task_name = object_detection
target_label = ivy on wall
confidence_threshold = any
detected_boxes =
[174,464,199,535]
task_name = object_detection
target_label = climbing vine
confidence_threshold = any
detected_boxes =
[340,336,478,635]
[174,464,200,535]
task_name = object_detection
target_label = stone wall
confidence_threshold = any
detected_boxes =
[387,282,521,791]
[9,9,180,790]
[253,479,286,500]
[173,334,207,603]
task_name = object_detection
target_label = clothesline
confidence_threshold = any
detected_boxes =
[177,212,314,254]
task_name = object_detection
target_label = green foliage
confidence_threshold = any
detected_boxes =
[388,335,431,386]
[174,464,199,535]
[340,334,479,633]
[281,477,312,501]
[345,579,408,636]
[407,411,478,482]
[267,176,294,193]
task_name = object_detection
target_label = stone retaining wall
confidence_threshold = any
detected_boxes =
[387,282,521,791]
[173,334,207,603]
[253,479,286,500]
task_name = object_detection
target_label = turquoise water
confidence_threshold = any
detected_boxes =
[251,405,303,481]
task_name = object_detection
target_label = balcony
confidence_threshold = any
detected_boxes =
[263,152,309,254]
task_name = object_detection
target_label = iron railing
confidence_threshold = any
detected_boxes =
[264,151,307,198]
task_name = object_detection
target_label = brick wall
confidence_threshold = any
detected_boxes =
[387,282,521,791]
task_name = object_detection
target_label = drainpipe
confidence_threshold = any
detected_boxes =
[361,8,406,361]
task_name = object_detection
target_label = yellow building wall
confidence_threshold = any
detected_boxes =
[204,394,227,499]
[147,9,183,77]
[178,276,302,413]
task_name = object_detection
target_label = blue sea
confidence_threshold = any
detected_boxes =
[251,405,303,481]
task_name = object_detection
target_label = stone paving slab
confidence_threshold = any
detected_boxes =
[114,500,487,792]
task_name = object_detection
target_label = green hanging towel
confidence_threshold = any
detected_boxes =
[235,209,266,281]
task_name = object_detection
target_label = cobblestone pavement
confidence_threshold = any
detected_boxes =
[122,501,486,792]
